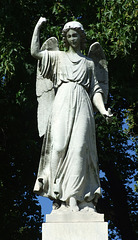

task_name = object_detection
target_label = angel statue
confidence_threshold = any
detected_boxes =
[31,17,112,212]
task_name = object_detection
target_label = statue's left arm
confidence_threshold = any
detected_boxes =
[89,57,112,121]
[93,92,112,121]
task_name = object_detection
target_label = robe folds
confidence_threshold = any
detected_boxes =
[34,50,103,203]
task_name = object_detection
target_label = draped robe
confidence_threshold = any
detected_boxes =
[34,50,103,203]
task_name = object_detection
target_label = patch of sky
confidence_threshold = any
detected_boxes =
[38,196,52,222]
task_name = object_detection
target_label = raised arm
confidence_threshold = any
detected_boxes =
[31,17,47,60]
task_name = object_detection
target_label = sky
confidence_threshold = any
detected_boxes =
[38,196,52,222]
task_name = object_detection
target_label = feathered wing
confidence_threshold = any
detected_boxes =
[36,37,59,137]
[88,42,109,104]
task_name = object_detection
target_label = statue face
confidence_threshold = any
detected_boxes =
[66,29,81,50]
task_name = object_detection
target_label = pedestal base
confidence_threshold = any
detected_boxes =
[42,211,108,240]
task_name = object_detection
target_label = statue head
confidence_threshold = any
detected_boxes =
[62,21,86,50]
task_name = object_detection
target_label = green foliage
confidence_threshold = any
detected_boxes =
[88,0,137,57]
[0,0,137,239]
[95,94,137,239]
[124,103,138,138]
[0,74,43,239]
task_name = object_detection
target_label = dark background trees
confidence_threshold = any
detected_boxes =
[0,1,137,239]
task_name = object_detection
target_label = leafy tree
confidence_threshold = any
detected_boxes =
[0,0,137,239]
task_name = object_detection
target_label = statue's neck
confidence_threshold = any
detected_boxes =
[66,50,84,62]
[68,46,81,54]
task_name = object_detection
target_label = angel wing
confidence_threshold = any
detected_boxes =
[88,42,109,104]
[36,37,59,137]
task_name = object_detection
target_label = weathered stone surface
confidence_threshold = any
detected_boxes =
[42,212,108,240]
[31,17,112,214]
[46,211,104,223]
[31,17,110,240]
[42,221,108,240]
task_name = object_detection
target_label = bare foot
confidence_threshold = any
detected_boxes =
[53,202,60,210]
[59,202,67,211]
[69,197,79,212]
[79,201,96,212]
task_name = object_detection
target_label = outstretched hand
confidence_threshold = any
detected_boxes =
[103,108,113,123]
[36,17,47,28]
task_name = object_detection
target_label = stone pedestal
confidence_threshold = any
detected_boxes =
[42,211,108,240]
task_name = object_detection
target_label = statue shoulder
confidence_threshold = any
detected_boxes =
[48,50,65,60]
[85,55,95,69]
